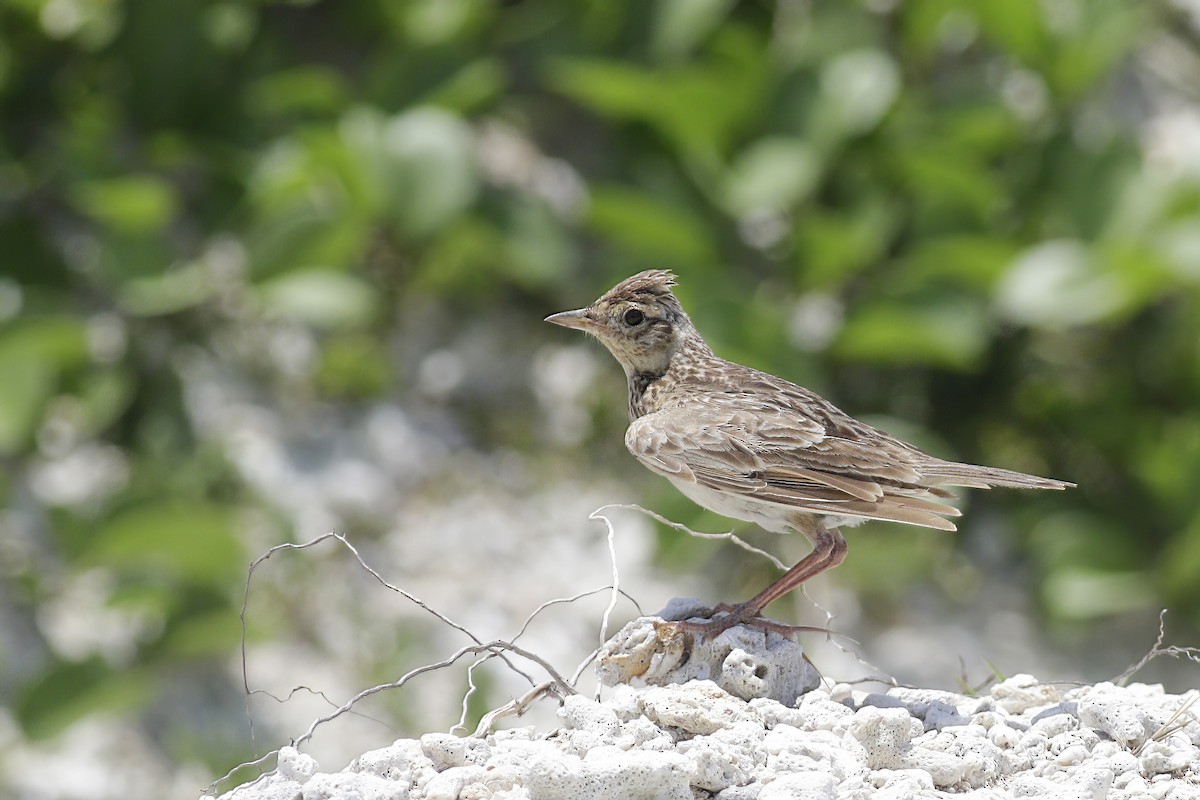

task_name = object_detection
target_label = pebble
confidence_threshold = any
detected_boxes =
[212,646,1199,799]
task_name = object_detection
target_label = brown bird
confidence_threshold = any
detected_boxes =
[546,270,1073,635]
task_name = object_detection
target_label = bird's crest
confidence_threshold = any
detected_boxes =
[600,270,678,304]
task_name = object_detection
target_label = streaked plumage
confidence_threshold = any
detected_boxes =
[547,270,1072,630]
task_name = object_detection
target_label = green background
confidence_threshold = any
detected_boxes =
[2,0,1200,795]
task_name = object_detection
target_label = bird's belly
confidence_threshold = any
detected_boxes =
[666,477,869,534]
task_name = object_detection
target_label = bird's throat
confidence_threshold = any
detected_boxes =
[627,369,665,420]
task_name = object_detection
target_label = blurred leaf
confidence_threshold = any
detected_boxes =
[995,240,1126,329]
[203,2,258,51]
[1048,2,1143,99]
[814,49,901,142]
[17,658,149,740]
[87,503,241,584]
[257,269,380,329]
[1043,568,1155,620]
[159,610,243,659]
[651,0,736,60]
[975,0,1047,64]
[0,352,54,454]
[898,235,1019,290]
[840,524,949,598]
[545,59,656,122]
[415,217,508,293]
[891,147,1005,224]
[118,262,217,316]
[1161,515,1200,605]
[1156,219,1200,283]
[77,369,137,436]
[70,176,179,235]
[424,58,506,113]
[249,133,355,215]
[587,185,716,265]
[400,0,481,45]
[317,334,392,399]
[939,104,1022,155]
[247,67,348,118]
[833,300,990,370]
[901,0,979,61]
[504,199,575,287]
[1134,416,1200,514]
[794,202,897,287]
[723,137,821,215]
[246,204,369,279]
[0,317,89,366]
[1028,512,1142,574]
[378,107,480,238]
[549,28,768,155]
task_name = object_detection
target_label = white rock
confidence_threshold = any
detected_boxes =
[989,724,1022,750]
[1074,766,1115,800]
[559,695,621,737]
[423,765,485,800]
[1035,713,1079,738]
[1140,739,1196,775]
[420,732,490,769]
[215,669,1200,800]
[598,615,821,703]
[301,771,401,800]
[992,674,1060,715]
[759,771,837,800]
[529,747,694,800]
[846,706,920,770]
[715,785,763,800]
[350,743,419,781]
[677,733,759,792]
[887,687,973,718]
[221,775,305,800]
[1054,744,1090,766]
[278,746,319,782]
[1080,696,1155,748]
[639,681,761,735]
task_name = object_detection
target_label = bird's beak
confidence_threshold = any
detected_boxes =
[544,308,598,332]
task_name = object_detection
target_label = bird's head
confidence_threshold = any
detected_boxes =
[545,270,700,376]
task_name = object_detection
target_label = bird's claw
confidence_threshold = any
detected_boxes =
[658,606,827,643]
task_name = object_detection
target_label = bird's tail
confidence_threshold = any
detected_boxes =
[923,461,1075,491]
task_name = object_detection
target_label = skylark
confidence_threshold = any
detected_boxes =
[547,270,1073,635]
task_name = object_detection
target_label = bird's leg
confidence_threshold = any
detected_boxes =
[669,525,848,640]
[736,525,848,618]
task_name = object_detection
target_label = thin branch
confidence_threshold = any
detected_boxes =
[470,681,563,738]
[1116,609,1200,686]
[238,532,540,751]
[598,503,789,570]
[290,640,576,749]
[589,507,626,648]
[209,640,578,797]
[451,656,491,736]
[511,586,643,644]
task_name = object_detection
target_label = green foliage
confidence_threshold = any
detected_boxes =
[2,0,1200,784]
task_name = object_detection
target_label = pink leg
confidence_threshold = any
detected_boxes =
[671,522,848,640]
[731,526,848,618]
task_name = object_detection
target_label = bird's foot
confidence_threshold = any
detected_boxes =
[659,602,827,643]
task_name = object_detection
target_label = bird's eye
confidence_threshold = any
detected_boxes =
[623,308,645,327]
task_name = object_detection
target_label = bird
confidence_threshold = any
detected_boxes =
[546,269,1073,637]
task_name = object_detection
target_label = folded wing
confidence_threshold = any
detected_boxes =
[625,394,1070,532]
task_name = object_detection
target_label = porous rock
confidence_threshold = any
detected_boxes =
[214,620,1200,800]
[596,600,822,704]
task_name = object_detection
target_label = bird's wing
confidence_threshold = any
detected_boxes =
[625,395,963,531]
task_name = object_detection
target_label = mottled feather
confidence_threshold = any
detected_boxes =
[549,270,1072,537]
